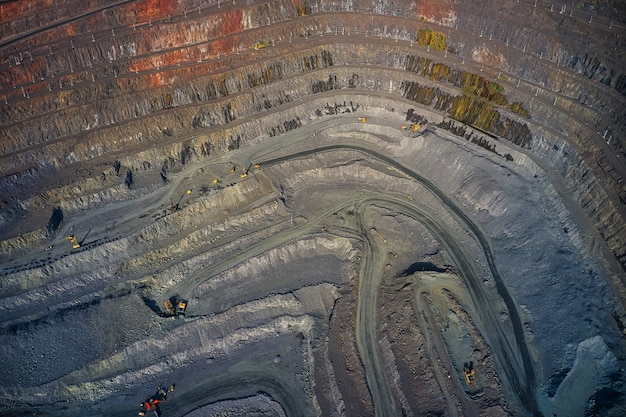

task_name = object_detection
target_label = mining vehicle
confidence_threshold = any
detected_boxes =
[463,362,476,386]
[229,164,236,173]
[407,122,428,138]
[138,384,175,416]
[66,235,80,249]
[253,40,271,50]
[254,163,261,169]
[163,297,187,317]
[170,189,192,212]
[240,166,248,178]
[358,117,367,123]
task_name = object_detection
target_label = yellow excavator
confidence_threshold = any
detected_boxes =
[358,117,367,123]
[464,362,476,386]
[240,166,248,178]
[253,40,271,50]
[163,297,187,317]
[411,123,421,132]
[66,235,80,249]
[170,189,192,212]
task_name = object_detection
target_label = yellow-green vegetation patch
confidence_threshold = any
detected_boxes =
[448,95,532,146]
[405,54,531,119]
[296,2,311,16]
[460,75,530,118]
[450,95,500,132]
[509,101,530,117]
[461,73,507,106]
[416,29,447,51]
[402,54,533,146]
[430,62,452,81]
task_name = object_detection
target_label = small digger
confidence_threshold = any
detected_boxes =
[463,361,476,387]
[66,235,80,249]
[163,296,187,317]
[138,384,175,416]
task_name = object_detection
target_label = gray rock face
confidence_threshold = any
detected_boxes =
[0,1,624,417]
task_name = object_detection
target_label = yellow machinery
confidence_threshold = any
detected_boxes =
[230,165,236,173]
[254,163,261,169]
[176,300,187,315]
[213,178,219,184]
[170,189,192,212]
[464,363,476,386]
[164,298,187,316]
[411,123,421,132]
[400,124,407,129]
[240,166,248,178]
[358,117,367,123]
[253,40,271,50]
[66,235,80,249]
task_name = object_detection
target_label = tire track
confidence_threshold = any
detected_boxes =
[261,143,539,415]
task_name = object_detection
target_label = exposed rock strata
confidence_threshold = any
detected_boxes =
[1,1,625,417]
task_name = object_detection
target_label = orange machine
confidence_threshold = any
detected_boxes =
[138,385,174,416]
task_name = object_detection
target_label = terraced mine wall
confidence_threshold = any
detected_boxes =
[1,1,625,417]
[2,38,624,273]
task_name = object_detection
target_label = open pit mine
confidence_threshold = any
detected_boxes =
[1,0,626,416]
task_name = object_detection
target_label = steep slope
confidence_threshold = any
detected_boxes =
[1,1,625,416]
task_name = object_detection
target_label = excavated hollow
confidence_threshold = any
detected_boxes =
[1,1,625,417]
